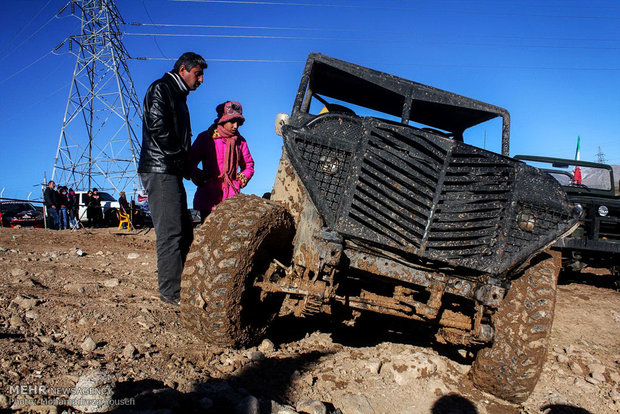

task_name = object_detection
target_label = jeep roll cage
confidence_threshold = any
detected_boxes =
[293,53,511,156]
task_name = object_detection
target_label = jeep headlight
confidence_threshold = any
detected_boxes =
[517,212,536,232]
[274,112,290,136]
[573,203,584,218]
[598,205,609,217]
[319,155,340,175]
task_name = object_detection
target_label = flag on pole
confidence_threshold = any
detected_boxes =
[574,135,581,161]
[573,136,582,185]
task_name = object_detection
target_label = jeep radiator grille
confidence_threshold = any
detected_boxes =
[427,146,513,267]
[348,126,449,250]
[347,125,515,269]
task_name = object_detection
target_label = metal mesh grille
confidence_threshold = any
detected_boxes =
[504,202,574,255]
[295,138,352,212]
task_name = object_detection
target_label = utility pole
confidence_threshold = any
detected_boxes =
[596,146,606,164]
[53,0,142,195]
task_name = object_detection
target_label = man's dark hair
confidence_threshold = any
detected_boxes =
[173,52,207,73]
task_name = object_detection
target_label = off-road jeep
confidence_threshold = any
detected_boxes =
[515,155,620,283]
[181,53,580,403]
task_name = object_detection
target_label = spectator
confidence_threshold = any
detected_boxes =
[138,51,207,306]
[190,101,255,223]
[130,199,146,228]
[118,191,130,214]
[90,188,103,227]
[85,190,94,227]
[118,191,131,229]
[57,186,70,230]
[67,188,81,229]
[43,180,59,230]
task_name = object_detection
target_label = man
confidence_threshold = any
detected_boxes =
[43,180,59,230]
[138,52,207,306]
[90,188,103,228]
[118,191,130,214]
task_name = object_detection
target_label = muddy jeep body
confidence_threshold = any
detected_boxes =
[181,53,579,403]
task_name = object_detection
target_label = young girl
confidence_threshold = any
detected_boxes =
[190,101,255,222]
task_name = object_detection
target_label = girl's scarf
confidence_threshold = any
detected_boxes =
[215,124,239,194]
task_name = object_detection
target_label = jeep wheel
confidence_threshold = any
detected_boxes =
[180,194,293,348]
[470,250,560,403]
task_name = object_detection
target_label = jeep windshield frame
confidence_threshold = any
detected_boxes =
[515,155,617,197]
[292,53,511,156]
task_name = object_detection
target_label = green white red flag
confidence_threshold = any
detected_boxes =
[573,136,582,184]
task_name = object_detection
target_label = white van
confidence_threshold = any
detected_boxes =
[74,190,120,225]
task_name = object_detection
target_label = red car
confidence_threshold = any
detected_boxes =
[0,201,44,228]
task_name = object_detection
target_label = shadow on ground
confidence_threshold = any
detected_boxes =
[541,405,593,414]
[558,270,619,290]
[431,394,478,413]
[104,351,327,413]
[266,311,474,365]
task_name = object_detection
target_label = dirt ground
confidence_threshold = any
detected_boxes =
[0,226,618,414]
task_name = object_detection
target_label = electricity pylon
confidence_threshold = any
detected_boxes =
[53,0,142,195]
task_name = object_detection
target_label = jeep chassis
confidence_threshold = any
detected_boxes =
[181,54,579,403]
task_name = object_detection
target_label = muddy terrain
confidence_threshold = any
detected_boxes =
[0,226,618,413]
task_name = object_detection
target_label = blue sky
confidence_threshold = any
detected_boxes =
[1,0,619,205]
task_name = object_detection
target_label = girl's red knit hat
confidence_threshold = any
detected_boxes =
[218,101,245,125]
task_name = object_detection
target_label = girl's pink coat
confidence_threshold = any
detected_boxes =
[190,130,254,212]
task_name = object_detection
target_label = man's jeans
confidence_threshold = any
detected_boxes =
[47,207,59,230]
[140,172,194,300]
[60,207,69,229]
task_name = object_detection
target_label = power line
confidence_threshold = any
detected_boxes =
[169,0,620,19]
[128,21,620,43]
[124,32,620,51]
[0,14,67,64]
[129,56,620,71]
[140,0,168,59]
[4,81,68,123]
[0,0,57,57]
[126,32,349,40]
[169,0,406,9]
[133,56,303,63]
[384,0,620,9]
[0,50,55,85]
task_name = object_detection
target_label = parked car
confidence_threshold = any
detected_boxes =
[0,201,44,228]
[180,53,579,403]
[515,155,620,283]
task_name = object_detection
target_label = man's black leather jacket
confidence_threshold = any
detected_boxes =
[138,72,192,177]
[44,187,57,208]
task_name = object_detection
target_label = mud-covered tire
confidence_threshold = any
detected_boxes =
[470,250,560,403]
[180,194,293,348]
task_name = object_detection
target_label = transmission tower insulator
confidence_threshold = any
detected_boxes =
[53,0,142,196]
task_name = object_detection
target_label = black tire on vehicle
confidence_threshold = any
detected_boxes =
[470,250,560,403]
[180,194,293,348]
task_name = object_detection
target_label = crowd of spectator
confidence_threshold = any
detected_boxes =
[43,181,142,230]
[43,180,81,230]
